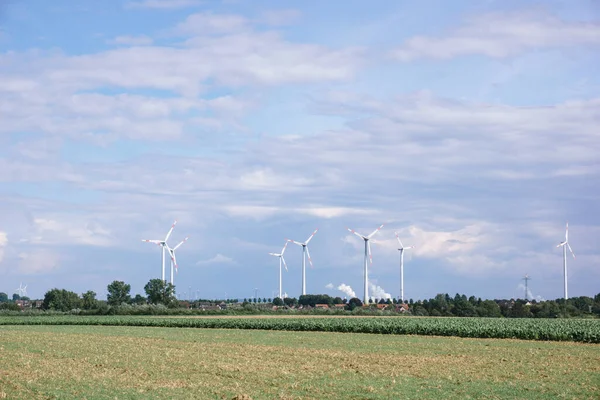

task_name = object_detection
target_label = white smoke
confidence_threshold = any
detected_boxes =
[325,283,334,289]
[517,284,545,302]
[337,283,356,298]
[369,283,392,301]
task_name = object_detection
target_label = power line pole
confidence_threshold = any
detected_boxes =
[523,274,531,300]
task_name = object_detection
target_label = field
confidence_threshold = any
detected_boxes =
[1,324,599,399]
[1,315,599,343]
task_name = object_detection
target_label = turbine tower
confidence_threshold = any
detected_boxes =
[556,222,575,300]
[395,232,414,303]
[269,241,289,299]
[347,224,385,304]
[142,220,177,282]
[166,236,189,288]
[287,228,318,296]
[523,274,531,300]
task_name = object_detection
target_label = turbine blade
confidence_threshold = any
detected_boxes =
[565,222,569,242]
[165,220,177,241]
[567,243,575,259]
[395,232,404,248]
[305,228,318,244]
[557,241,566,248]
[367,224,385,239]
[306,246,314,268]
[281,255,288,271]
[281,240,289,255]
[288,240,304,246]
[171,253,178,273]
[142,239,161,244]
[174,237,189,250]
[268,252,279,256]
[347,227,366,239]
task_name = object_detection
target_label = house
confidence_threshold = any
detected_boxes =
[333,304,346,309]
[376,304,388,310]
[315,304,329,309]
[397,303,410,313]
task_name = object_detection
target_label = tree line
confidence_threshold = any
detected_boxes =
[1,282,599,318]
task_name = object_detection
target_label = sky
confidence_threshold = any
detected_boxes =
[1,0,599,302]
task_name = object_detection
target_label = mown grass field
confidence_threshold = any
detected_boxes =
[0,325,599,399]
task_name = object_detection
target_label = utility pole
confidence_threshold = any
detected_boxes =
[523,274,531,300]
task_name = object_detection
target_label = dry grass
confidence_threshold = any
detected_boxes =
[0,325,598,399]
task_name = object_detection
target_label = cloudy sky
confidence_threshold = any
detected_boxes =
[1,0,599,301]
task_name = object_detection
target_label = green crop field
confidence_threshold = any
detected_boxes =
[0,325,598,399]
[1,315,599,342]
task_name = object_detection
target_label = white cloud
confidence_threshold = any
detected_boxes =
[196,253,236,265]
[173,12,250,36]
[0,231,7,263]
[31,218,114,247]
[109,35,154,46]
[390,11,600,61]
[18,250,61,274]
[325,283,334,289]
[125,0,202,10]
[369,283,392,300]
[258,9,302,26]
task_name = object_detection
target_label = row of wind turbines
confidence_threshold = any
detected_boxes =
[270,225,414,304]
[141,220,575,303]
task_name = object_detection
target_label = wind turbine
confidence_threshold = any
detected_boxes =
[346,224,385,304]
[142,220,177,282]
[269,241,289,299]
[556,222,575,300]
[15,283,27,297]
[287,228,318,296]
[166,236,189,288]
[395,232,414,304]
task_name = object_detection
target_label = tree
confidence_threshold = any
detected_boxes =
[283,297,297,307]
[346,297,363,311]
[42,288,81,311]
[12,293,20,301]
[82,290,98,310]
[333,297,343,305]
[144,279,176,306]
[0,292,8,302]
[273,297,284,306]
[133,294,146,305]
[107,281,131,306]
[267,298,272,303]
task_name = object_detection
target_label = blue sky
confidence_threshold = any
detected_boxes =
[1,0,599,302]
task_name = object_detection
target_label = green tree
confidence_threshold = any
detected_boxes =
[0,292,8,302]
[272,297,284,306]
[82,290,98,310]
[144,279,176,306]
[346,297,363,311]
[42,288,81,311]
[107,280,131,306]
[133,294,146,305]
[12,293,20,301]
[283,297,297,307]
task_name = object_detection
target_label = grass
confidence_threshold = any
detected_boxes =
[0,325,598,399]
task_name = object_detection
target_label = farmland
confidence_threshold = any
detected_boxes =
[1,324,599,399]
[1,315,599,343]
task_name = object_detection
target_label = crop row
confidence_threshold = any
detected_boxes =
[1,315,599,343]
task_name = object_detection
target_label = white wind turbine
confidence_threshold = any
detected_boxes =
[287,228,318,296]
[166,236,189,288]
[347,224,385,304]
[269,241,289,300]
[15,283,27,297]
[142,220,177,282]
[395,232,414,304]
[556,222,575,300]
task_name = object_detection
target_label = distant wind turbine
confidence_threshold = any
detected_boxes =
[166,236,189,288]
[269,241,289,299]
[287,228,318,296]
[556,222,575,300]
[346,224,385,304]
[15,283,27,297]
[395,232,414,303]
[142,220,177,282]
